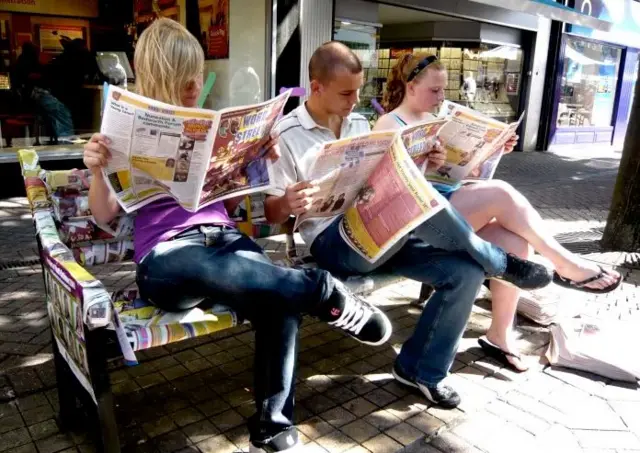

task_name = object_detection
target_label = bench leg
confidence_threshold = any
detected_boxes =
[86,329,121,453]
[53,338,80,431]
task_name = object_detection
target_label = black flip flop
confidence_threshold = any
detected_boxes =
[553,266,623,294]
[478,337,528,373]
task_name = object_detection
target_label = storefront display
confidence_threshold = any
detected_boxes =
[556,36,621,128]
[335,35,525,123]
[333,20,381,122]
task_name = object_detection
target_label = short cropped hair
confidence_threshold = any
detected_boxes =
[309,41,363,83]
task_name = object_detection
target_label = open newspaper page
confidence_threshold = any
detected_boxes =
[340,136,446,263]
[399,119,449,171]
[293,130,399,230]
[100,85,218,213]
[198,90,290,208]
[425,100,524,187]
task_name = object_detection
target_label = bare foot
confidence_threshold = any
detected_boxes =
[555,260,620,291]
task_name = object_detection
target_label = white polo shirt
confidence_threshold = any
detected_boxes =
[268,103,371,246]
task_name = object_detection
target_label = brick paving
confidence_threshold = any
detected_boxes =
[0,150,638,453]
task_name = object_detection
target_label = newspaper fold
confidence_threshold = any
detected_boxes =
[100,85,290,213]
[294,129,447,263]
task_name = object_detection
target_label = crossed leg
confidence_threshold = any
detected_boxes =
[448,180,620,370]
[449,180,620,289]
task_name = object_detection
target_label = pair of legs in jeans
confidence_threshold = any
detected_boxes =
[312,207,484,384]
[311,202,550,406]
[135,225,390,451]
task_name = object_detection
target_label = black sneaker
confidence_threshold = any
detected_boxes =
[250,426,302,453]
[495,254,552,290]
[392,362,461,409]
[323,280,392,346]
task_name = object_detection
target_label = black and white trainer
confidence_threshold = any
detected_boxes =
[392,362,461,409]
[323,279,392,346]
[494,253,553,290]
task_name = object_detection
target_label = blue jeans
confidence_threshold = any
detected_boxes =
[418,203,507,277]
[312,217,485,386]
[136,226,335,442]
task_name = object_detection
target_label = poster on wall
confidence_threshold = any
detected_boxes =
[15,33,33,54]
[198,0,230,60]
[134,0,180,37]
[38,25,85,53]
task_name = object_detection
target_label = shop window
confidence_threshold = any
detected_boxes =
[333,20,381,124]
[557,36,622,128]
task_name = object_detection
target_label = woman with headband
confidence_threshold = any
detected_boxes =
[375,52,622,372]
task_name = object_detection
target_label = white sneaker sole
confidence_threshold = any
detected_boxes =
[392,366,418,389]
[392,366,441,405]
[249,442,303,453]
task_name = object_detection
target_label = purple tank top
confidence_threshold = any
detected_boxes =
[133,198,235,263]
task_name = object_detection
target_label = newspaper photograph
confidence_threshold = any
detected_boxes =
[199,94,289,207]
[399,119,449,171]
[425,101,524,187]
[100,85,290,213]
[293,130,399,230]
[339,136,446,263]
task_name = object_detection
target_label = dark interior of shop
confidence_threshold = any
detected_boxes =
[0,0,137,150]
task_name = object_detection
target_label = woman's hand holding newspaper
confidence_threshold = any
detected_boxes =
[425,140,447,171]
[503,134,519,154]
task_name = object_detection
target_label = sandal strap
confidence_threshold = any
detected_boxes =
[573,266,608,287]
[479,338,521,360]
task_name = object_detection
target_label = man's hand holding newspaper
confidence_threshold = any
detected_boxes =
[292,129,447,263]
[292,105,523,263]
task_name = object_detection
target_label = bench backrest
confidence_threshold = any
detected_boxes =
[17,148,299,330]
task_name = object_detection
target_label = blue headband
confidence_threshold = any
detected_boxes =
[407,55,439,82]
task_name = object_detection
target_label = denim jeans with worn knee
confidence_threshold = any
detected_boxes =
[311,218,485,386]
[413,203,507,277]
[136,226,335,442]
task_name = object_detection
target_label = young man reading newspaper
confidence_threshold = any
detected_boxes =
[264,42,552,409]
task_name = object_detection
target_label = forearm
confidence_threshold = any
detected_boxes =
[264,195,291,224]
[88,170,121,224]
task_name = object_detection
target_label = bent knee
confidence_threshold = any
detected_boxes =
[489,180,529,207]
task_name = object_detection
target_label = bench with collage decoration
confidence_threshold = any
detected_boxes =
[16,146,432,452]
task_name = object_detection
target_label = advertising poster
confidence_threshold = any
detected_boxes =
[199,0,230,60]
[38,25,84,53]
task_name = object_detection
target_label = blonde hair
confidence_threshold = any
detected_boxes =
[382,52,445,112]
[134,18,204,105]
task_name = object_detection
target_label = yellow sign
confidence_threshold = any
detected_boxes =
[0,0,98,18]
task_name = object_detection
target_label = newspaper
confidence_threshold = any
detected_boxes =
[295,129,447,263]
[547,316,640,382]
[100,85,290,213]
[425,101,524,187]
